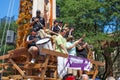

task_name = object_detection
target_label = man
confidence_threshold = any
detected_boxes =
[52,20,61,33]
[64,27,74,38]
[30,10,48,38]
[76,41,88,58]
[76,35,88,78]
[26,28,41,63]
[55,29,68,79]
[31,10,45,31]
[58,20,63,30]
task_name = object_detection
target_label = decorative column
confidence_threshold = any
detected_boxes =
[16,0,33,48]
[32,0,44,17]
[52,0,56,20]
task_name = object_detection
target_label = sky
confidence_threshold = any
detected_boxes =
[0,0,19,19]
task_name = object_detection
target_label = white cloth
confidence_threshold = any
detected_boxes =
[36,39,53,55]
[57,56,67,78]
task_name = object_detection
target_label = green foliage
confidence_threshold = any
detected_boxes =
[0,44,15,55]
[57,0,120,47]
[57,0,120,77]
[0,18,17,55]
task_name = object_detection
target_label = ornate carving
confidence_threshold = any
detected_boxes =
[16,0,32,48]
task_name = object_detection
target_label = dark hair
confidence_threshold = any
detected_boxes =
[30,28,37,32]
[61,29,66,32]
[36,10,41,14]
[54,20,59,24]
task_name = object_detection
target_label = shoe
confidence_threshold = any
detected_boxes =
[27,78,31,80]
[38,73,41,77]
[31,59,35,63]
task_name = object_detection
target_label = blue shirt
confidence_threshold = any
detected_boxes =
[66,42,76,56]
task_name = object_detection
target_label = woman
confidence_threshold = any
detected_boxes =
[66,35,80,77]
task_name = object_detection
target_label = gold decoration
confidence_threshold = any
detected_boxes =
[16,0,33,48]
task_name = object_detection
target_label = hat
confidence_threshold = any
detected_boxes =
[30,28,37,32]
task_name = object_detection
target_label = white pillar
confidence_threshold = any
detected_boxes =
[52,0,56,19]
[32,0,44,17]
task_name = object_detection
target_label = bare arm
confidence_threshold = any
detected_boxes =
[67,41,79,50]
[60,44,68,54]
[26,38,37,44]
[30,18,39,26]
[77,43,87,50]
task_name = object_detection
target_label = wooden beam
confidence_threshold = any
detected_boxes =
[41,48,68,58]
[9,59,25,76]
[90,59,105,66]
[23,63,57,69]
[8,47,29,58]
[0,47,30,60]
[41,55,50,80]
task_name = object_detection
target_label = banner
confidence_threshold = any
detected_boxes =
[66,55,91,71]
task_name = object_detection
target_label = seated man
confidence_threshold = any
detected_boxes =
[26,28,41,63]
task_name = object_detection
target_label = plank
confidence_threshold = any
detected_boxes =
[41,48,68,58]
[41,55,50,80]
[9,59,25,76]
[0,47,29,60]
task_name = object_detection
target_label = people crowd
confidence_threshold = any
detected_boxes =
[26,10,94,80]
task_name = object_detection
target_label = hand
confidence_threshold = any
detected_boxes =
[33,38,38,42]
[82,34,86,38]
[74,40,79,46]
[85,42,88,45]
[78,38,83,43]
[84,42,88,47]
[34,18,39,22]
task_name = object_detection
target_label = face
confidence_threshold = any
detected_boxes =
[59,22,63,26]
[71,28,74,31]
[36,12,40,17]
[62,30,67,36]
[31,31,37,35]
[55,22,59,26]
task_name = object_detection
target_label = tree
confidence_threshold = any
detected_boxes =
[0,17,17,55]
[57,0,120,79]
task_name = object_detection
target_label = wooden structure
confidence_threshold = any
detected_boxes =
[0,47,104,80]
[0,0,105,80]
[0,47,64,80]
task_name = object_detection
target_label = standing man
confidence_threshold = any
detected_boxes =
[52,20,60,33]
[76,37,88,78]
[55,29,68,79]
[31,10,47,38]
[31,10,45,31]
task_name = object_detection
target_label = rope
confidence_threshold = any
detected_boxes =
[0,0,12,53]
[0,0,15,79]
[3,0,15,55]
